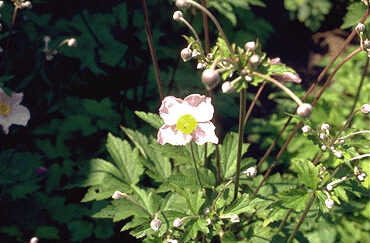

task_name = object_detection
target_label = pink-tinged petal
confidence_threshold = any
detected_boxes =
[193,122,218,145]
[8,104,31,126]
[10,92,24,106]
[159,96,184,125]
[184,94,214,122]
[157,124,193,145]
[0,120,11,134]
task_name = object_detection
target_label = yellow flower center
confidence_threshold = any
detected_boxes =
[0,102,11,117]
[176,114,197,134]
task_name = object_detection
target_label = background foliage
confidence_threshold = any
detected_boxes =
[0,0,369,242]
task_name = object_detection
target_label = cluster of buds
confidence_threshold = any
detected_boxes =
[354,166,367,182]
[43,36,77,61]
[14,0,32,9]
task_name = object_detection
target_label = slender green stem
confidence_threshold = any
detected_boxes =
[179,17,206,60]
[190,142,203,189]
[142,0,164,100]
[233,88,246,201]
[253,72,303,105]
[186,0,234,56]
[212,179,234,211]
[277,209,292,233]
[336,130,370,142]
[350,57,369,114]
[243,81,266,128]
[215,144,222,184]
[287,191,316,243]
[350,153,370,161]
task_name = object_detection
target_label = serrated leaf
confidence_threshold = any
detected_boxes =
[223,194,255,215]
[292,158,320,189]
[106,133,144,185]
[135,111,164,129]
[182,218,209,242]
[341,2,370,29]
[278,188,311,211]
[333,186,349,203]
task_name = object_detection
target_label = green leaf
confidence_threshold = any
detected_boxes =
[68,220,93,242]
[35,226,60,239]
[135,111,164,129]
[333,186,349,203]
[0,226,22,237]
[292,158,320,189]
[223,194,255,215]
[278,188,311,211]
[182,218,209,242]
[121,127,149,159]
[158,144,191,165]
[106,133,144,185]
[219,132,250,178]
[341,2,370,29]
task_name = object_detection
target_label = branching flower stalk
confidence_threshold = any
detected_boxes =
[255,9,369,173]
[184,0,234,56]
[336,130,370,143]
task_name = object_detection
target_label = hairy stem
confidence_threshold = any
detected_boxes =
[187,0,234,56]
[287,191,316,243]
[190,142,203,189]
[179,17,206,59]
[233,88,246,201]
[142,0,164,100]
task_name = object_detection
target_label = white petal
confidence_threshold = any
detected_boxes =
[8,104,31,126]
[10,92,24,106]
[193,122,218,145]
[157,124,192,146]
[184,94,214,122]
[159,96,184,125]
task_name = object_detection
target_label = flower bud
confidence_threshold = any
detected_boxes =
[277,72,302,84]
[150,217,162,231]
[362,0,369,6]
[0,1,4,9]
[29,237,38,243]
[173,11,183,21]
[297,103,312,118]
[334,150,342,158]
[180,48,192,62]
[112,191,125,200]
[357,172,367,182]
[361,104,370,114]
[356,23,365,33]
[207,53,214,60]
[192,49,200,58]
[353,166,361,176]
[206,218,211,225]
[269,57,281,65]
[301,125,311,133]
[202,69,220,90]
[173,218,184,228]
[325,198,334,209]
[43,36,51,43]
[326,184,333,191]
[166,239,178,243]
[230,214,240,223]
[319,133,326,140]
[67,38,77,47]
[244,41,256,51]
[222,81,234,94]
[321,123,330,131]
[364,39,370,49]
[244,166,257,178]
[321,145,327,151]
[176,0,190,9]
[197,62,206,70]
[244,75,253,82]
[203,207,210,215]
[22,1,32,8]
[250,54,260,64]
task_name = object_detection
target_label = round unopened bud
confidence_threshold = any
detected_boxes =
[278,72,302,84]
[321,145,327,151]
[180,48,192,62]
[326,184,333,191]
[173,218,184,228]
[320,123,330,131]
[320,133,326,140]
[250,54,260,64]
[301,125,311,133]
[357,172,367,182]
[325,198,334,209]
[354,166,361,176]
[203,207,210,215]
[29,237,38,243]
[192,49,200,58]
[361,104,370,114]
[43,36,51,43]
[206,218,212,225]
[244,166,257,178]
[0,1,4,9]
[150,217,162,231]
[197,62,206,70]
[230,214,240,223]
[244,75,253,82]
[67,38,77,47]
[334,150,342,158]
[207,53,214,60]
[269,57,281,65]
[173,11,183,21]
[339,138,345,144]
[222,81,234,94]
[22,1,32,8]
[297,103,312,118]
[356,23,366,33]
[112,191,125,200]
[364,39,370,49]
[176,0,190,9]
[202,69,221,90]
[244,41,256,51]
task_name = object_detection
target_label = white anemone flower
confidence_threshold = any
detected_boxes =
[0,88,30,134]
